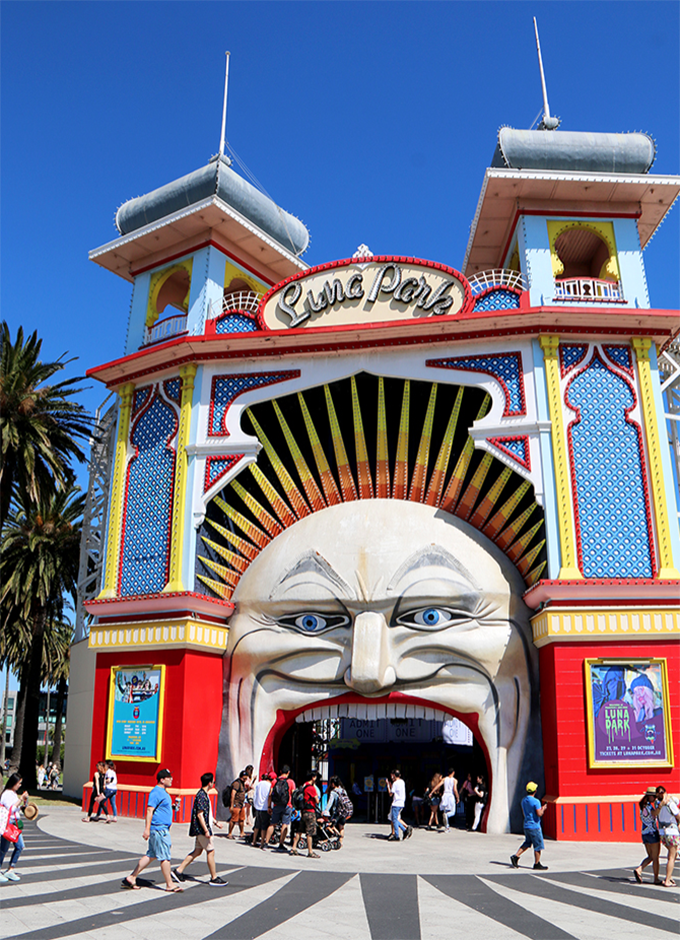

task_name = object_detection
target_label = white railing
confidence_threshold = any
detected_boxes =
[554,278,623,302]
[468,269,527,295]
[208,290,263,320]
[143,313,188,345]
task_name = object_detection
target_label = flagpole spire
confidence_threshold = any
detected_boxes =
[533,18,559,130]
[219,51,231,157]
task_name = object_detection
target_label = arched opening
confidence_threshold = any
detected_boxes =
[155,268,191,316]
[554,228,614,281]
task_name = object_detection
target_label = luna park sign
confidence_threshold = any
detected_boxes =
[259,257,472,330]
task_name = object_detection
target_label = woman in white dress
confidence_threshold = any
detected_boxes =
[438,768,460,832]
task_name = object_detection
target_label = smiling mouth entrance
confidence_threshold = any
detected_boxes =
[269,698,489,827]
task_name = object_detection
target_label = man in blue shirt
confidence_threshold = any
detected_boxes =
[123,769,182,891]
[510,781,548,870]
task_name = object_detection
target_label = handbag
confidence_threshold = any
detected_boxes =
[3,822,22,843]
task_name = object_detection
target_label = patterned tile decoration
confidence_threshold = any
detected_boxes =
[204,454,245,494]
[487,436,531,470]
[215,313,259,334]
[164,377,181,402]
[559,344,588,377]
[132,386,152,416]
[602,344,634,376]
[426,353,525,416]
[119,395,178,596]
[209,370,300,436]
[566,354,654,578]
[473,288,521,312]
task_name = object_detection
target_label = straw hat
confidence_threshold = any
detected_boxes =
[23,801,39,821]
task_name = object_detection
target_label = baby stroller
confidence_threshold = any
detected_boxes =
[314,815,342,852]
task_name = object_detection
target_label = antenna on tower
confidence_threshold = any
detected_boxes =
[218,51,231,157]
[533,18,560,130]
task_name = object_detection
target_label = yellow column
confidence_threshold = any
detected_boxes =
[99,383,135,598]
[632,337,680,578]
[539,335,583,579]
[164,363,197,593]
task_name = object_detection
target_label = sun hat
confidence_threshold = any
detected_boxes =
[526,781,538,792]
[23,802,39,821]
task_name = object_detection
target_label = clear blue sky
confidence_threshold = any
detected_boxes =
[2,0,679,432]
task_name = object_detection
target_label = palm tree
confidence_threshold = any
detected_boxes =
[0,487,84,786]
[0,321,91,535]
[44,618,73,769]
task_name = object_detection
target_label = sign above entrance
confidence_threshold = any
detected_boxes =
[259,257,472,330]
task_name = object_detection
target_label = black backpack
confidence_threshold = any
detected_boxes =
[291,786,306,811]
[271,777,290,806]
[221,783,232,807]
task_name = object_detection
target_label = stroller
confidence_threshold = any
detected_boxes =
[314,815,342,852]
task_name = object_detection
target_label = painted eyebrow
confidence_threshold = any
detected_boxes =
[269,550,355,601]
[386,545,480,593]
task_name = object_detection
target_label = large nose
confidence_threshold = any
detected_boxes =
[344,611,396,694]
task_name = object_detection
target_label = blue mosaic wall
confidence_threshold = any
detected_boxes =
[119,395,178,595]
[473,289,520,311]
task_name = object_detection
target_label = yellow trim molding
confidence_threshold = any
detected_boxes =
[539,336,582,579]
[632,338,680,578]
[532,606,679,647]
[547,219,620,282]
[99,383,135,598]
[146,259,193,328]
[164,364,197,593]
[88,617,228,653]
[224,260,267,297]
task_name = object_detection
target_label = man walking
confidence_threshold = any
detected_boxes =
[290,770,320,859]
[123,769,181,892]
[251,772,274,848]
[172,772,228,886]
[263,765,295,852]
[510,781,548,870]
[386,769,412,842]
[227,769,250,839]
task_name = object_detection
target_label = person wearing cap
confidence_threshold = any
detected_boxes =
[122,769,181,892]
[171,773,227,887]
[634,786,661,884]
[510,782,548,871]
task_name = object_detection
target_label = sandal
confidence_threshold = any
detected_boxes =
[121,878,140,890]
[164,885,184,892]
[289,849,300,856]
[307,852,320,859]
[633,869,643,884]
[662,879,676,887]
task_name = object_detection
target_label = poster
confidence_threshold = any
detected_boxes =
[585,659,673,768]
[106,665,165,762]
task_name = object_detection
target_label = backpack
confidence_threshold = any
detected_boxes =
[271,777,290,806]
[291,786,306,811]
[221,783,232,807]
[336,789,354,820]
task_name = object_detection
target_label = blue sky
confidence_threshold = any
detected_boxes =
[2,0,679,429]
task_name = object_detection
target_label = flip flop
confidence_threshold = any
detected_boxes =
[121,879,140,890]
[164,885,184,892]
[662,880,676,887]
[633,869,643,884]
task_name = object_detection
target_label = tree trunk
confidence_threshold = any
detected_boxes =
[51,675,67,770]
[19,608,47,788]
[9,671,27,774]
[0,666,9,769]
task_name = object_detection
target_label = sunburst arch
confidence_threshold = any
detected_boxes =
[196,373,546,600]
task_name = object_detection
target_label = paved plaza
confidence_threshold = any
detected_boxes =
[0,806,677,940]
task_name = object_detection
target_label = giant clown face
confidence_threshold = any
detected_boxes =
[218,499,541,832]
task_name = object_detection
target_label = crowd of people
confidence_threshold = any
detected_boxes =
[36,762,61,791]
[411,769,487,833]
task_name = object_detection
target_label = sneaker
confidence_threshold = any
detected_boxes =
[171,868,186,883]
[510,855,519,868]
[0,871,8,883]
[274,845,288,852]
[3,870,20,881]
[533,862,548,871]
[405,826,413,839]
[209,877,228,886]
[386,834,398,842]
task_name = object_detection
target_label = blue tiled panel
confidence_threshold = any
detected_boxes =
[473,289,520,311]
[215,314,259,333]
[428,353,525,415]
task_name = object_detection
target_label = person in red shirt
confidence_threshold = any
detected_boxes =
[290,771,319,859]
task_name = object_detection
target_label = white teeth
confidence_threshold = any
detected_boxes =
[293,703,453,723]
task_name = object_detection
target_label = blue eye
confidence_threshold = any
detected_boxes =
[416,608,441,626]
[276,612,350,634]
[395,607,465,630]
[298,614,326,632]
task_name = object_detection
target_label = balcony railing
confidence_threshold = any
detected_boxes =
[143,313,188,346]
[468,269,527,295]
[208,290,263,320]
[554,278,623,302]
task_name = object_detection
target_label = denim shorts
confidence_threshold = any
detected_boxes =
[271,804,292,827]
[642,830,660,845]
[147,827,172,860]
[519,826,545,852]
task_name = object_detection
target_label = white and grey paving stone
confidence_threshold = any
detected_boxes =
[0,806,676,940]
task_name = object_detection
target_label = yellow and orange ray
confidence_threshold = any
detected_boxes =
[201,535,249,573]
[273,402,326,512]
[324,385,358,501]
[246,409,310,518]
[525,560,547,586]
[425,387,464,507]
[481,480,531,542]
[214,494,272,550]
[198,555,241,587]
[375,377,390,499]
[297,393,342,506]
[504,518,544,563]
[393,381,410,500]
[231,480,283,538]
[205,515,260,560]
[455,451,494,521]
[494,502,536,552]
[516,540,546,578]
[468,466,512,530]
[409,384,438,503]
[439,438,474,513]
[249,463,298,527]
[351,376,374,499]
[197,574,234,600]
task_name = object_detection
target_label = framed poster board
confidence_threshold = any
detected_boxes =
[106,665,166,762]
[584,659,673,768]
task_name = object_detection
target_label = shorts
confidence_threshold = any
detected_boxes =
[661,831,680,849]
[254,809,270,831]
[301,811,317,837]
[271,804,293,827]
[147,827,172,861]
[430,798,440,807]
[194,833,215,853]
[519,826,544,852]
[642,830,660,845]
[330,816,345,831]
[230,806,246,823]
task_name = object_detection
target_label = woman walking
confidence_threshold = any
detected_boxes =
[82,761,109,822]
[426,773,443,829]
[471,775,487,831]
[654,786,680,887]
[438,768,460,832]
[97,761,118,822]
[0,773,29,882]
[633,787,661,884]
